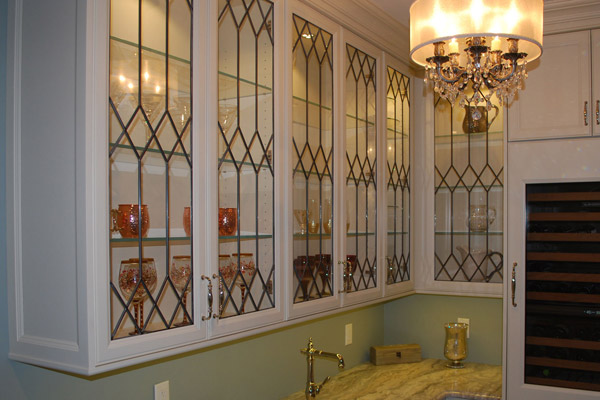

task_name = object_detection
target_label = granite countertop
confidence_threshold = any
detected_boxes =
[283,358,502,400]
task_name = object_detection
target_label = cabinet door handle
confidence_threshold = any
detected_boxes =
[511,262,517,308]
[201,275,214,320]
[596,100,599,125]
[337,261,350,294]
[584,101,588,126]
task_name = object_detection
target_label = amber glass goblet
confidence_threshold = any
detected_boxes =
[111,204,149,238]
[218,207,237,236]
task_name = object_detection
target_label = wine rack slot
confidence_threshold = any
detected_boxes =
[527,192,600,202]
[529,212,600,221]
[525,377,600,392]
[527,233,600,242]
[525,182,600,392]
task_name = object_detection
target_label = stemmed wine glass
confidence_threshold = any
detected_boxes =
[218,254,236,316]
[232,253,256,313]
[118,258,157,334]
[170,255,192,326]
[294,209,308,235]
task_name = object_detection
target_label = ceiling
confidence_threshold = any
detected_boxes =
[369,0,414,28]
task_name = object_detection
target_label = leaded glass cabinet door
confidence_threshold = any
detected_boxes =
[216,0,275,320]
[385,65,410,291]
[291,14,335,304]
[344,40,378,299]
[433,90,504,286]
[109,0,194,339]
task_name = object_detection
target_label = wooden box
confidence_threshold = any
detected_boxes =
[370,344,422,365]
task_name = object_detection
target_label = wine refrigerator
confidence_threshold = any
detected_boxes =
[524,181,600,392]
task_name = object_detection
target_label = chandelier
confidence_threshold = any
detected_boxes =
[409,0,543,108]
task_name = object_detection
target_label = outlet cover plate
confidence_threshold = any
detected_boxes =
[154,380,169,400]
[345,323,352,345]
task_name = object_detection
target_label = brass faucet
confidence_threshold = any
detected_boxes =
[300,338,345,399]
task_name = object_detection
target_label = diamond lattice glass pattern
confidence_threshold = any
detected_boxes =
[434,89,504,283]
[109,0,193,339]
[291,14,334,303]
[345,44,377,292]
[386,67,410,284]
[217,0,275,318]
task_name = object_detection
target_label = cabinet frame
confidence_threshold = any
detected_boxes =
[285,1,343,319]
[339,29,384,307]
[413,90,503,298]
[381,53,415,298]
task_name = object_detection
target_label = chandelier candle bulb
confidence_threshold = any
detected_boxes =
[449,39,459,54]
[491,36,501,52]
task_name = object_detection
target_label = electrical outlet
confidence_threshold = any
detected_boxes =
[154,380,170,400]
[345,323,353,345]
[458,318,470,338]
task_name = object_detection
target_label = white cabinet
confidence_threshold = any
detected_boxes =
[285,2,414,319]
[507,30,600,141]
[6,0,413,375]
[414,89,504,297]
[505,138,600,399]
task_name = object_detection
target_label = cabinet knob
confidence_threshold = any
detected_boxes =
[584,101,588,126]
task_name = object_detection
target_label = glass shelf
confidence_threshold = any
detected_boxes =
[219,71,273,101]
[111,233,274,248]
[110,236,190,247]
[110,35,190,64]
[435,231,503,236]
[219,233,273,240]
[435,184,503,193]
[110,142,190,159]
[219,157,272,172]
[292,231,376,239]
[434,130,504,144]
[293,95,385,129]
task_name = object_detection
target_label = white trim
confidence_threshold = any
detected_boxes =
[18,335,80,352]
[544,0,600,34]
[196,0,212,331]
[6,0,23,346]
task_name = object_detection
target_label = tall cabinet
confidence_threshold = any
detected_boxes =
[505,12,600,399]
[6,0,414,375]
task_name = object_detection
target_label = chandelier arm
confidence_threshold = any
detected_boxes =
[485,61,517,89]
[433,62,467,85]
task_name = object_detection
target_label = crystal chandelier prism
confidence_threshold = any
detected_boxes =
[409,0,543,109]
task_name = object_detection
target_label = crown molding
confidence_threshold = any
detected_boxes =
[298,0,414,70]
[544,0,600,34]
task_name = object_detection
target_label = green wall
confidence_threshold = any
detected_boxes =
[1,297,383,399]
[384,294,503,365]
